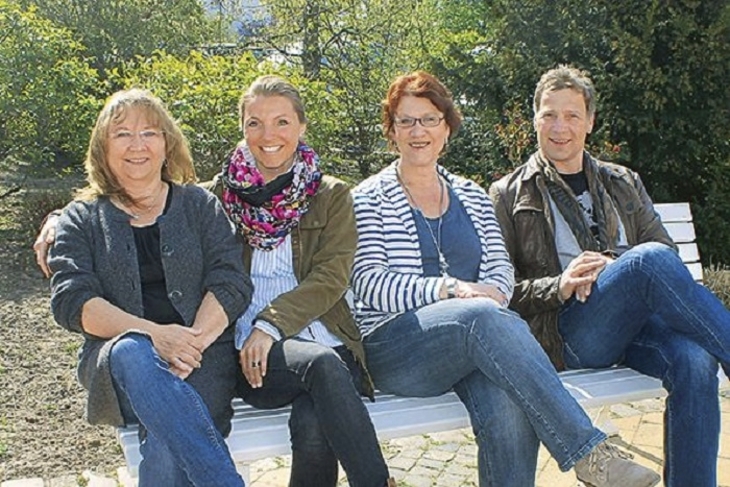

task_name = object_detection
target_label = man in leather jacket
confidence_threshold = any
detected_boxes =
[489,65,730,487]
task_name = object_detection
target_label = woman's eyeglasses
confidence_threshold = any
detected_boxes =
[393,115,445,128]
[109,130,165,145]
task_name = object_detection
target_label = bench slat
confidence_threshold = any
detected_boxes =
[655,202,692,223]
[686,262,704,282]
[676,242,700,263]
[663,222,696,243]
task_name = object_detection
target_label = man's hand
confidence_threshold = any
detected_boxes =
[559,251,612,303]
[240,329,274,388]
[33,213,60,278]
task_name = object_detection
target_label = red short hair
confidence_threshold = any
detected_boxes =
[382,71,462,146]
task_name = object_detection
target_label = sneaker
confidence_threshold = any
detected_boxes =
[575,441,661,487]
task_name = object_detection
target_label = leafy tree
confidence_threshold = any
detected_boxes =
[0,1,100,174]
[432,0,730,263]
[114,51,342,181]
[247,0,442,178]
[18,0,213,76]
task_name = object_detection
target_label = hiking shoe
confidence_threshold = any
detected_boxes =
[575,441,660,487]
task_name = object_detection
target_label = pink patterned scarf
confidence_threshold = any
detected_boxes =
[221,141,322,250]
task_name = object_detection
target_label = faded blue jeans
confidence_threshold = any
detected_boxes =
[110,333,244,487]
[559,242,730,487]
[237,338,389,487]
[363,298,606,487]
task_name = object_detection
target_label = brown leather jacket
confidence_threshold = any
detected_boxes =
[488,152,675,370]
[204,174,374,397]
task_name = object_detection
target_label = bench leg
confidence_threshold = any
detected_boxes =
[117,466,138,487]
[236,461,251,485]
[591,405,620,438]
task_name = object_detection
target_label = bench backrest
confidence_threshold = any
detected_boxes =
[654,202,702,282]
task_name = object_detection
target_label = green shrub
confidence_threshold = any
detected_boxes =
[112,51,348,181]
[0,1,101,174]
[705,265,730,309]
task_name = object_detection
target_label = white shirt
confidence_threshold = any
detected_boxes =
[234,234,343,350]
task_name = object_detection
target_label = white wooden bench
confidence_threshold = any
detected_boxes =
[116,202,729,483]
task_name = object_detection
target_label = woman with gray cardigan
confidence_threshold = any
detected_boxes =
[48,89,252,486]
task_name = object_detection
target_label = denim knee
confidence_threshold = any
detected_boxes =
[109,333,156,381]
[467,299,534,341]
[305,348,351,386]
[627,241,683,272]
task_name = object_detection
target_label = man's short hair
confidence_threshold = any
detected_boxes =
[533,65,597,117]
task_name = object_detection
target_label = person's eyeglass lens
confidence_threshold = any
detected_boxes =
[110,130,164,144]
[394,115,444,128]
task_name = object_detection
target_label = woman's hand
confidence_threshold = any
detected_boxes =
[33,212,60,278]
[148,325,203,378]
[457,281,507,306]
[240,329,274,388]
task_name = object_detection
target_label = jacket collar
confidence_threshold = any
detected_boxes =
[523,150,626,182]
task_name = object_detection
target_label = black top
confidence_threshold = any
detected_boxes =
[132,186,184,325]
[560,170,589,196]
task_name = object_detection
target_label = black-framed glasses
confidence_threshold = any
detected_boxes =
[393,115,445,128]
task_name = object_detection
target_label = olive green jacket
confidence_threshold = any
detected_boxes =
[489,152,675,370]
[205,174,374,396]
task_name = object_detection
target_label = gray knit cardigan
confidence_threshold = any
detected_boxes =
[49,183,252,425]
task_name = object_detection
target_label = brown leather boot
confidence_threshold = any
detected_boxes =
[386,478,397,487]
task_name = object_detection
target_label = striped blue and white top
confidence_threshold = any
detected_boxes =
[351,162,514,335]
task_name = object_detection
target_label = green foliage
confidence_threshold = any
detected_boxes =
[18,0,213,76]
[432,0,730,262]
[0,1,101,173]
[3,0,730,265]
[253,0,442,178]
[113,51,343,181]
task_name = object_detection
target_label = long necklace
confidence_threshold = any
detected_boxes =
[396,165,450,277]
[120,182,166,220]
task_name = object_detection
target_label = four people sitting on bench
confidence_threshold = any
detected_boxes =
[35,67,729,487]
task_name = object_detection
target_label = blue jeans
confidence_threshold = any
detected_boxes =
[363,298,605,487]
[559,242,730,487]
[110,333,244,487]
[237,338,389,487]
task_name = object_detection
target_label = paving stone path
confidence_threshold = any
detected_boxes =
[4,395,729,487]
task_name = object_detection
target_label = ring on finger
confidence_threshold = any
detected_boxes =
[251,361,261,368]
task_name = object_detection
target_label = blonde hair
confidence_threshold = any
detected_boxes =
[77,88,196,202]
[238,75,307,130]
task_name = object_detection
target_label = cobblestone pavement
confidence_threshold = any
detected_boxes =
[4,396,730,487]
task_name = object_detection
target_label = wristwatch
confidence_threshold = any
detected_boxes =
[445,277,458,299]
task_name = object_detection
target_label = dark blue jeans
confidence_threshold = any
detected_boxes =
[559,242,730,487]
[236,338,389,487]
[364,298,605,487]
[110,333,244,487]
